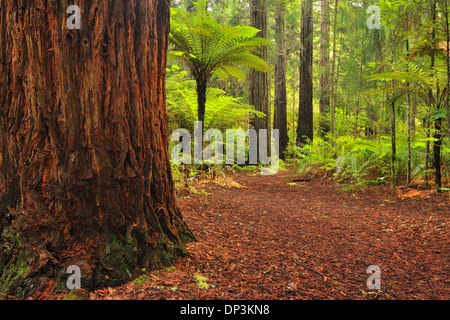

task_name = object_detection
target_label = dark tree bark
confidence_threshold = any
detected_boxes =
[196,78,208,132]
[405,9,412,186]
[273,0,289,159]
[391,99,397,188]
[430,0,442,192]
[250,0,269,135]
[297,0,314,146]
[330,0,338,140]
[425,111,431,187]
[0,0,195,298]
[445,0,450,147]
[319,0,331,137]
[406,37,412,186]
[434,119,443,191]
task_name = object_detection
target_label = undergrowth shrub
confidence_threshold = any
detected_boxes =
[286,134,449,187]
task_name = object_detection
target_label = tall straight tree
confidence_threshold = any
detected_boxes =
[274,0,289,158]
[250,0,269,137]
[319,0,331,137]
[405,10,412,186]
[430,0,443,191]
[330,0,339,140]
[406,37,412,186]
[391,92,397,188]
[0,0,195,297]
[297,0,314,145]
[443,0,450,146]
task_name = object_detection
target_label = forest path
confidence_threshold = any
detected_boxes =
[94,169,449,300]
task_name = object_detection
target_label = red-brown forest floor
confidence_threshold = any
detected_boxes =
[64,169,450,300]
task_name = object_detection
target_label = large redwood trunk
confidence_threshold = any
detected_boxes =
[0,0,195,298]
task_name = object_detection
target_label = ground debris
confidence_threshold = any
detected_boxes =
[52,169,449,300]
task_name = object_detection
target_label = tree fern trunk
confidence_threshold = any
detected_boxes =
[196,80,208,131]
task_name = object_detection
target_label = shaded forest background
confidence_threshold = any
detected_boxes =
[168,0,450,192]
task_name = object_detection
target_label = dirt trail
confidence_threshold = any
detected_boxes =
[72,169,450,300]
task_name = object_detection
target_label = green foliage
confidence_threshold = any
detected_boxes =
[62,290,87,300]
[167,0,450,191]
[169,0,272,84]
[193,272,210,290]
[133,274,149,286]
[166,66,265,133]
[286,129,442,185]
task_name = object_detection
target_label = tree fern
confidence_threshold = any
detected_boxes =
[169,0,272,129]
[166,67,264,133]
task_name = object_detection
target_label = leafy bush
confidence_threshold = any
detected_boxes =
[286,131,446,186]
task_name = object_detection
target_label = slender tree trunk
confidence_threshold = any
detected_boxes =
[406,27,412,186]
[292,71,298,141]
[267,75,272,140]
[434,119,443,191]
[0,0,195,298]
[444,0,450,146]
[411,87,418,138]
[391,98,397,188]
[406,85,412,186]
[381,92,385,137]
[274,0,289,159]
[250,0,269,136]
[411,12,419,140]
[319,0,331,137]
[425,111,431,187]
[424,0,436,188]
[388,30,397,188]
[330,0,338,141]
[430,0,442,191]
[354,57,364,138]
[196,79,208,132]
[297,0,314,146]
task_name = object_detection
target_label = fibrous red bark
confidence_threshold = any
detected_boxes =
[0,0,195,298]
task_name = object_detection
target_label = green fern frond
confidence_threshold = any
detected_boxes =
[169,2,272,83]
